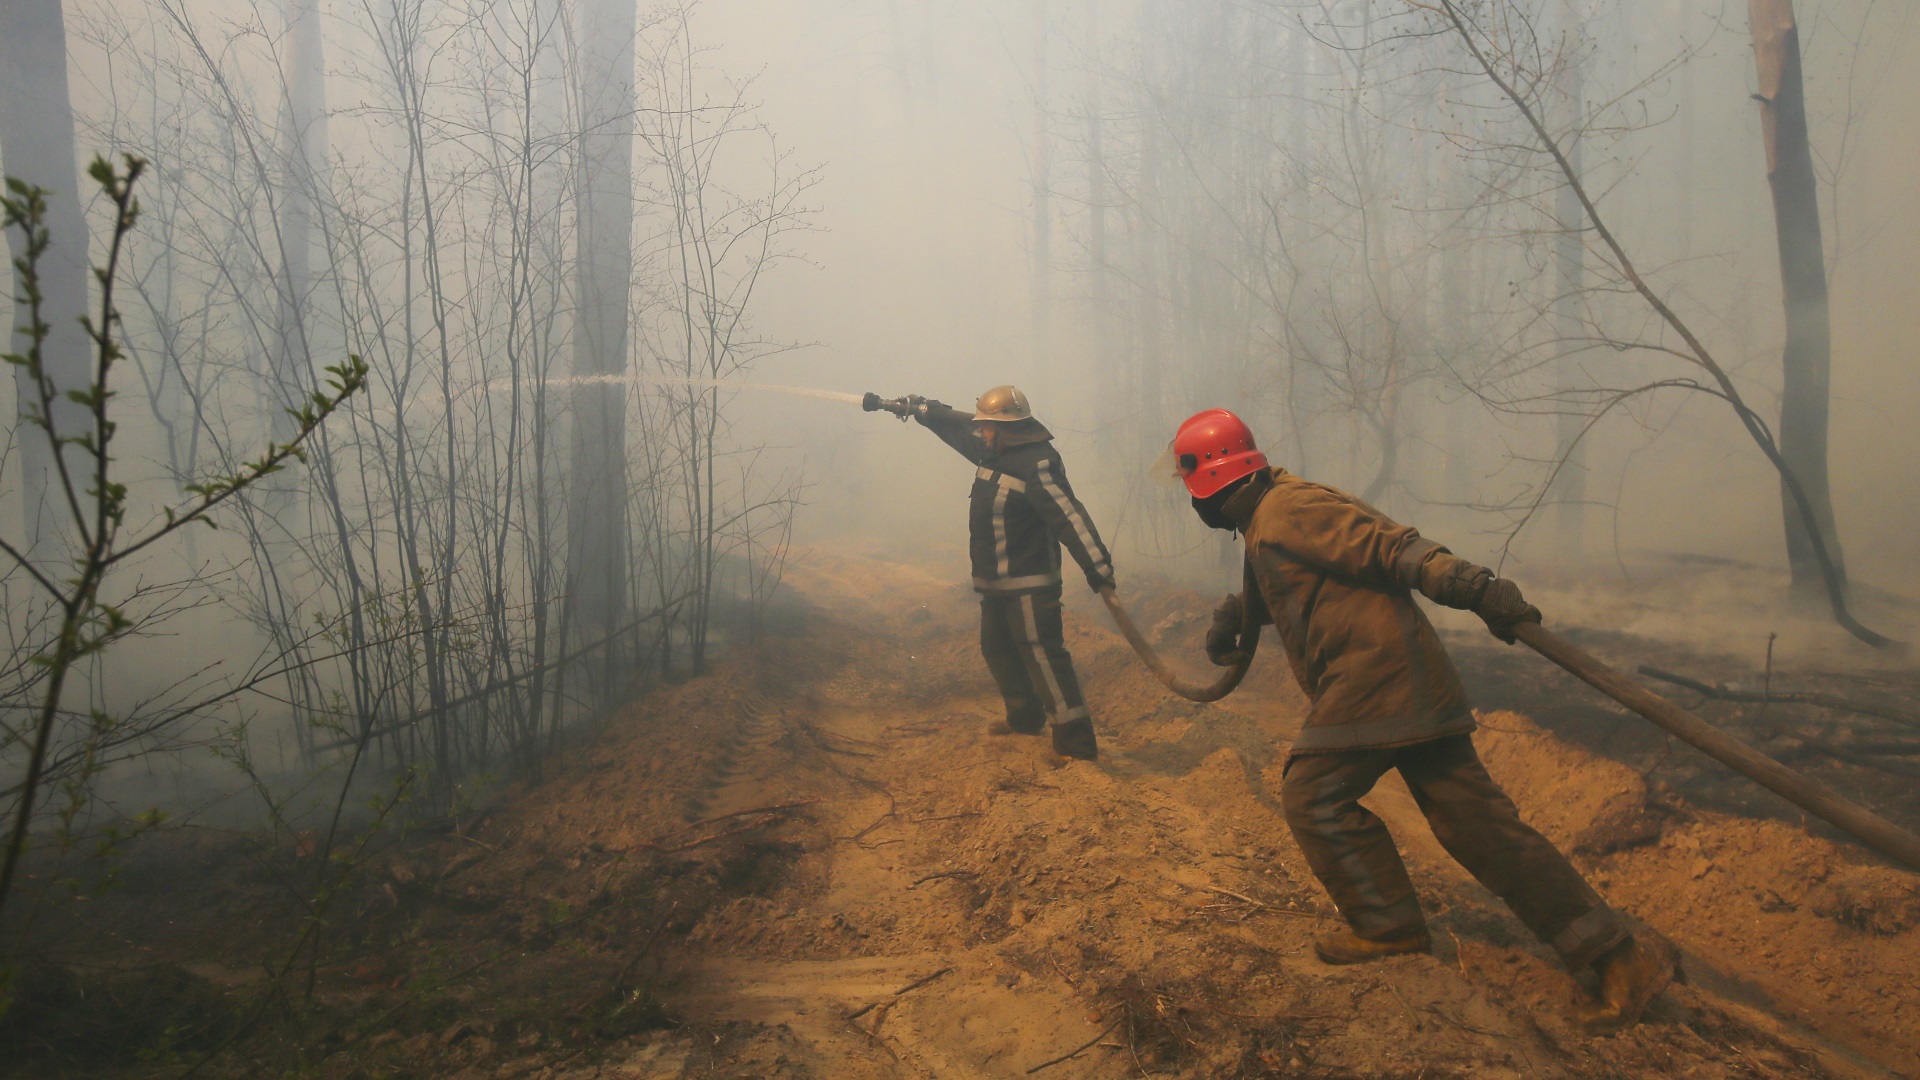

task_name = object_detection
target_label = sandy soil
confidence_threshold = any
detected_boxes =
[12,547,1920,1078]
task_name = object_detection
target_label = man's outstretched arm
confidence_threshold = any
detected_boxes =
[1259,482,1540,643]
[912,399,991,465]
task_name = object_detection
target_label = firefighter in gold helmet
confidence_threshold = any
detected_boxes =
[864,385,1113,760]
[1171,408,1674,1034]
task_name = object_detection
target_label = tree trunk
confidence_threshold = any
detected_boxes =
[568,0,634,694]
[0,0,90,553]
[272,0,327,440]
[1749,0,1845,600]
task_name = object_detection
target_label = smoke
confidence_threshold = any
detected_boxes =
[2,0,1915,842]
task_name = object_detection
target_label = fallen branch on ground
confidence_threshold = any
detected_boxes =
[846,966,954,1020]
[910,870,978,888]
[1027,1017,1124,1074]
[1638,666,1920,730]
[606,801,817,856]
[1778,732,1920,779]
[1201,1002,1342,1024]
[1191,882,1333,920]
[666,800,818,835]
[647,814,785,855]
[570,901,680,1016]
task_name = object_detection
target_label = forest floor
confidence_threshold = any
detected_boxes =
[10,545,1920,1079]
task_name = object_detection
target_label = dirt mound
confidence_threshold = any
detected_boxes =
[16,548,1920,1078]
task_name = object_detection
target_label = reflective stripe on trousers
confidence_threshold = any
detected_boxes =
[978,590,1091,726]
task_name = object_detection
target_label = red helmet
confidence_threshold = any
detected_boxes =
[1173,409,1268,499]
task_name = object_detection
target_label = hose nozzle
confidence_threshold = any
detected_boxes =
[863,392,920,421]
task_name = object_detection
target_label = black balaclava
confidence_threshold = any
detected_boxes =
[1192,474,1254,532]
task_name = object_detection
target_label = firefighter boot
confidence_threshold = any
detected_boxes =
[1312,927,1432,966]
[987,713,1046,737]
[1050,716,1098,760]
[1576,936,1674,1035]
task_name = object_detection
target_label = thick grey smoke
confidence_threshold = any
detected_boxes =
[0,0,1914,837]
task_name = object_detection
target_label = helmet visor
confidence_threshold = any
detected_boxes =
[1150,441,1195,487]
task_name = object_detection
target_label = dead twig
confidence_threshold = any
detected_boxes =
[1638,666,1920,730]
[841,1014,904,1063]
[670,800,818,835]
[1763,632,1778,709]
[1027,1017,1124,1074]
[846,965,954,1020]
[1202,1002,1341,1024]
[847,789,899,845]
[301,889,637,1071]
[605,800,815,856]
[1422,1003,1509,1039]
[1386,984,1422,1030]
[570,901,679,1016]
[1780,733,1920,778]
[1191,882,1334,920]
[645,814,780,855]
[910,869,978,888]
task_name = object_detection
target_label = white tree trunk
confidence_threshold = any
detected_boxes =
[0,0,89,553]
[567,0,634,674]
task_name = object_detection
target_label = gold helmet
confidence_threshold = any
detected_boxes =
[972,384,1033,423]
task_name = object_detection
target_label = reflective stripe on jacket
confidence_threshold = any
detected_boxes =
[917,402,1113,595]
[1223,468,1478,753]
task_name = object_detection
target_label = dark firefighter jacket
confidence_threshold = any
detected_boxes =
[1222,467,1483,754]
[916,401,1114,596]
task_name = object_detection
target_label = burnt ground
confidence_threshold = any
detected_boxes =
[7,547,1920,1079]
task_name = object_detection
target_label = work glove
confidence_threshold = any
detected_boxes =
[1086,564,1116,594]
[1421,558,1494,610]
[1206,593,1252,667]
[1474,577,1542,645]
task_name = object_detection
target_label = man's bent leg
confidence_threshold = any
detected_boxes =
[1396,735,1629,970]
[1281,750,1427,943]
[980,596,1045,733]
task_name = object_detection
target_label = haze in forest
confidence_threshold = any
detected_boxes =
[0,0,1916,828]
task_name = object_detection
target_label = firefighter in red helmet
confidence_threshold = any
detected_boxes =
[1171,408,1673,1034]
[865,386,1113,760]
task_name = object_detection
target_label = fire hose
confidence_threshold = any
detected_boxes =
[863,389,1920,870]
[1096,584,1920,871]
[1510,621,1920,872]
[1096,583,1259,703]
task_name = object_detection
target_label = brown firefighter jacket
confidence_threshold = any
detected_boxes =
[915,401,1115,596]
[1222,468,1484,754]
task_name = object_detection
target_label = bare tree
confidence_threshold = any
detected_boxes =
[1749,0,1843,601]
[0,154,367,936]
[1412,0,1893,647]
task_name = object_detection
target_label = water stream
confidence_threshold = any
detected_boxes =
[485,372,865,405]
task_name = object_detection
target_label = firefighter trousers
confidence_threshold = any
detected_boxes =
[979,589,1091,733]
[1281,734,1629,970]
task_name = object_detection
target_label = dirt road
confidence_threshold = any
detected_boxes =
[27,548,1920,1078]
[421,548,1911,1079]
